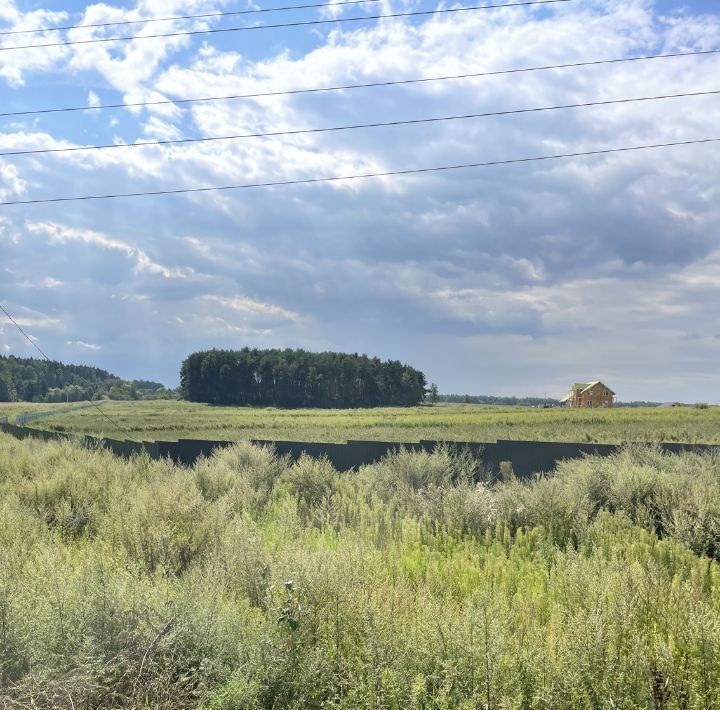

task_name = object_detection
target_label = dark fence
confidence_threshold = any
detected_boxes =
[14,403,94,427]
[2,421,719,477]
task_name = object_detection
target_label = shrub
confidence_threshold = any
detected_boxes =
[1,435,720,708]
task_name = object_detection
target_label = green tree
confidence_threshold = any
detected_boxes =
[0,377,10,402]
[179,349,427,408]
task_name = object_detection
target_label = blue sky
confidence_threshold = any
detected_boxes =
[1,0,719,401]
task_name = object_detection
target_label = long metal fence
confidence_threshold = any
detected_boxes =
[14,403,94,427]
[1,420,718,477]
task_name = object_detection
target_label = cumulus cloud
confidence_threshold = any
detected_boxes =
[201,294,301,322]
[0,2,70,86]
[0,0,718,399]
[25,221,190,279]
[0,160,26,200]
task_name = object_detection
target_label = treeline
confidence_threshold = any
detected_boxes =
[439,393,562,406]
[440,394,668,408]
[0,355,175,403]
[180,348,427,407]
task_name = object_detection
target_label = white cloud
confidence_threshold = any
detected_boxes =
[0,3,70,86]
[0,305,59,329]
[66,340,102,350]
[201,294,301,322]
[674,249,720,289]
[0,0,718,399]
[25,221,190,279]
[17,276,63,288]
[0,160,26,200]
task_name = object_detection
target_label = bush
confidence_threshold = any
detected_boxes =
[1,435,720,707]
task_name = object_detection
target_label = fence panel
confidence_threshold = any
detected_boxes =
[2,421,720,476]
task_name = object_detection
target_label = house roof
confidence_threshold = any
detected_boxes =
[570,381,615,395]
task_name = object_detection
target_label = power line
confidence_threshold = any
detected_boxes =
[0,304,126,433]
[2,88,718,158]
[0,0,571,52]
[0,0,382,36]
[1,47,716,120]
[1,136,716,206]
[82,401,126,434]
[0,303,52,360]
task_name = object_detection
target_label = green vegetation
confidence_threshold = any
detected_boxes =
[0,355,176,403]
[0,402,70,420]
[27,399,720,444]
[181,348,426,407]
[1,434,720,707]
[439,393,563,406]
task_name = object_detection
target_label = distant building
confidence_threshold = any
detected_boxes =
[560,381,615,408]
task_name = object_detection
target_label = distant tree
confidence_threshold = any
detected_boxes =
[179,348,427,408]
[438,393,563,407]
[0,355,172,403]
[429,383,439,405]
[0,377,10,402]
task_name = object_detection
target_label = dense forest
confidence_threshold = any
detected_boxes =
[0,355,174,402]
[180,348,427,407]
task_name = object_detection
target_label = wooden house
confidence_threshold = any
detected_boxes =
[560,381,615,408]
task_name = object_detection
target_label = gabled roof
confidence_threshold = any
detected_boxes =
[570,381,615,395]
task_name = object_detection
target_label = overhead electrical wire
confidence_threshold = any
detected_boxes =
[0,304,126,433]
[2,88,718,158]
[0,304,52,361]
[1,137,717,207]
[0,0,382,36]
[1,47,716,120]
[0,0,571,52]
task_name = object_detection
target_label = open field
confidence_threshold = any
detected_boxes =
[24,399,720,444]
[0,402,73,419]
[1,433,720,708]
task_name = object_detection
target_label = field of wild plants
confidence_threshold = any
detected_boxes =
[23,399,720,444]
[2,432,720,708]
[0,402,69,420]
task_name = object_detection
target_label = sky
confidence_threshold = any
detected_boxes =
[0,0,719,402]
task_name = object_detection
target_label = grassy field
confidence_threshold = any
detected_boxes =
[1,433,720,708]
[22,399,720,444]
[0,402,72,419]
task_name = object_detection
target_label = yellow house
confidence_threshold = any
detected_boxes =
[561,381,615,408]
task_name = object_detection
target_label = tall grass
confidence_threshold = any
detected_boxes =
[26,399,720,444]
[1,434,720,707]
